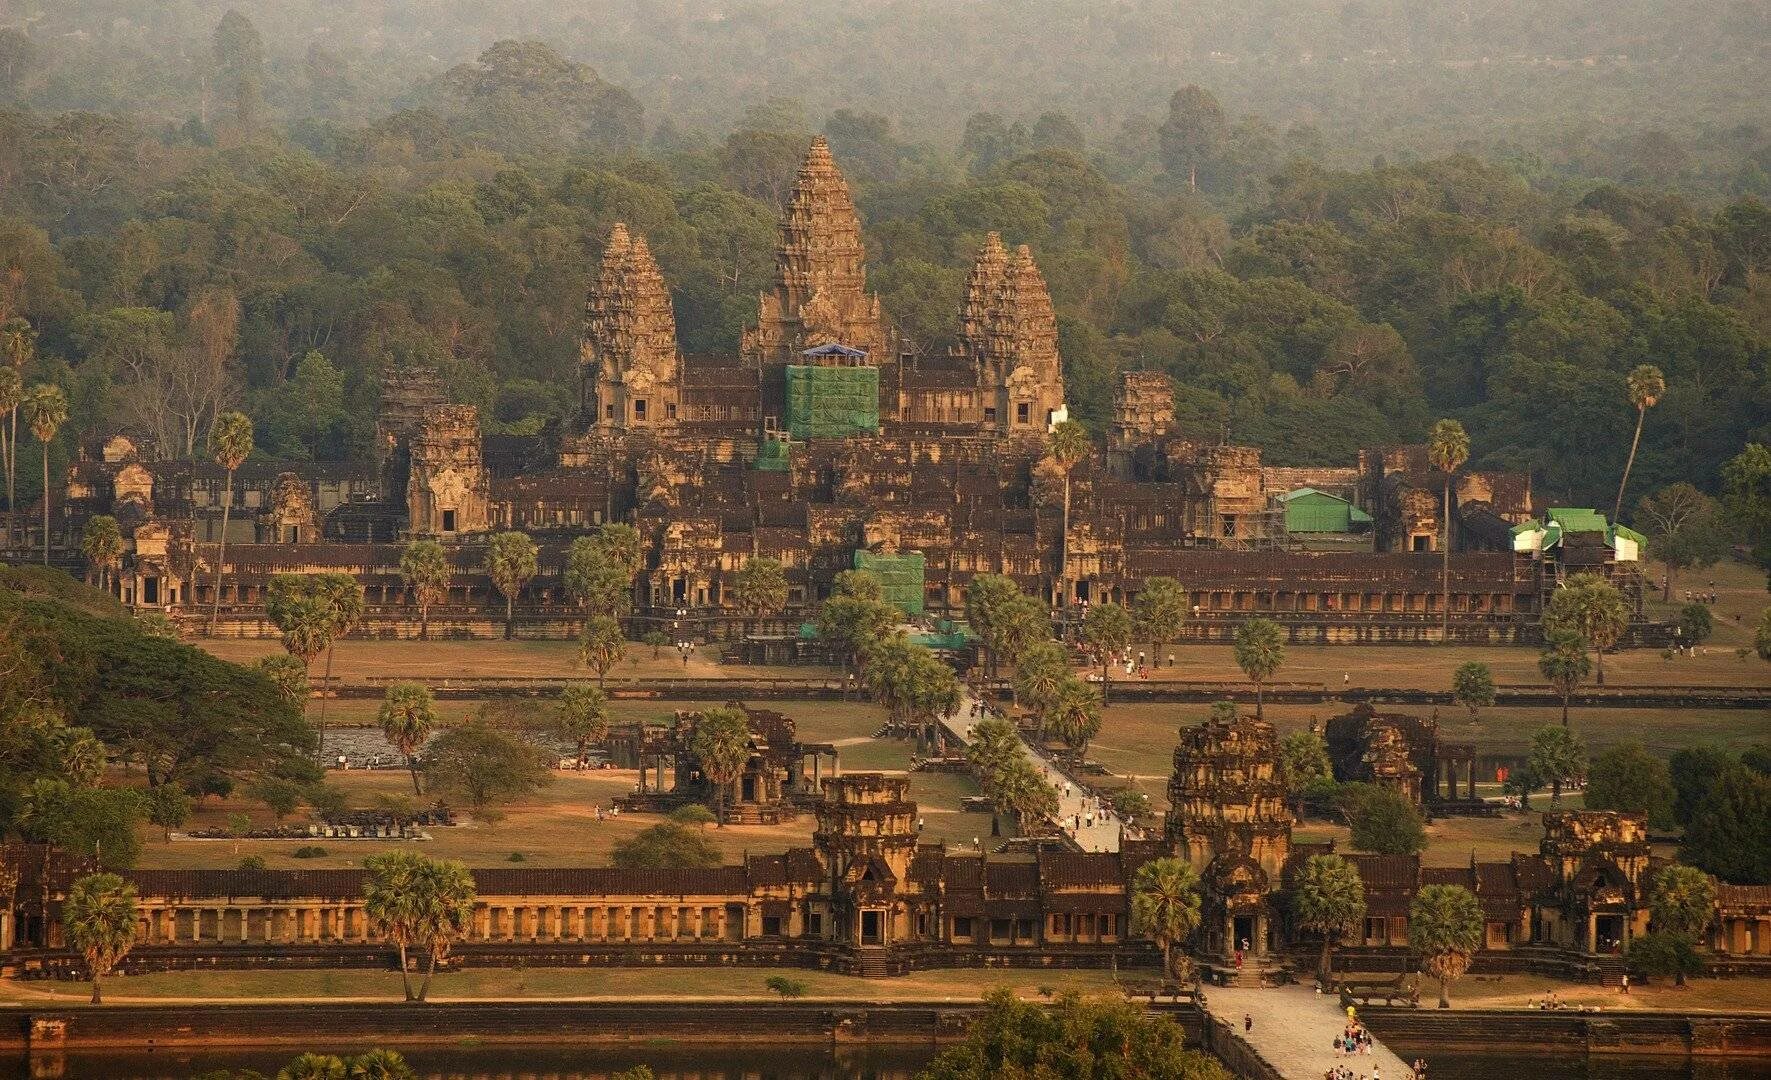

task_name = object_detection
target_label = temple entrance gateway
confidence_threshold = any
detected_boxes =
[861,910,882,945]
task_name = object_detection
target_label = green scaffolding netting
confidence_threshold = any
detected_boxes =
[754,437,792,471]
[854,549,925,616]
[786,365,880,440]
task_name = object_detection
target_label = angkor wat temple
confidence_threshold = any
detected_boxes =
[3,138,1647,643]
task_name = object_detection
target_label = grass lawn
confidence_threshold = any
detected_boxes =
[199,556,1770,692]
[2,965,1127,1005]
[1390,972,1771,1014]
[137,771,819,871]
[201,637,840,684]
[1086,701,1770,791]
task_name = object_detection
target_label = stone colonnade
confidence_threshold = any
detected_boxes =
[132,899,753,946]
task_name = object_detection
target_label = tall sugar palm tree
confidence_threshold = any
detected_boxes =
[1292,854,1367,982]
[362,850,425,1002]
[0,317,36,513]
[1410,884,1483,1008]
[1232,617,1285,719]
[1130,857,1202,982]
[1614,364,1665,526]
[82,514,123,594]
[378,682,438,795]
[398,539,451,640]
[63,872,138,1004]
[207,410,254,630]
[1047,420,1091,635]
[1427,418,1470,641]
[21,383,67,565]
[0,365,21,512]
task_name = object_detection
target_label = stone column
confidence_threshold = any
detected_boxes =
[1586,913,1598,954]
[1467,759,1477,800]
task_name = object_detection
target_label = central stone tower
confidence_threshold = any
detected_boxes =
[743,137,890,373]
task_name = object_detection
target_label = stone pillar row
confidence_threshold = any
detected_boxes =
[133,901,744,946]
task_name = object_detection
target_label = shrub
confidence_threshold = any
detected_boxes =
[765,975,807,998]
[507,851,526,862]
[292,845,328,859]
[238,855,267,870]
[668,804,717,827]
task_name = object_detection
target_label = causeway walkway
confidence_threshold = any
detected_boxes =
[1203,984,1413,1079]
[938,689,1122,853]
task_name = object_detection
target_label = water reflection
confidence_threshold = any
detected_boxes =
[0,1044,936,1080]
[1394,1052,1771,1080]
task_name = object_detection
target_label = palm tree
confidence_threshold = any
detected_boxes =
[347,1048,419,1079]
[63,872,138,1004]
[0,364,21,512]
[1044,676,1103,758]
[730,556,790,637]
[275,1053,347,1080]
[1232,618,1285,718]
[1544,572,1629,687]
[1538,629,1592,727]
[398,540,451,640]
[485,530,538,640]
[21,383,67,565]
[556,684,610,760]
[316,573,367,754]
[1615,364,1666,526]
[275,1053,348,1080]
[1081,601,1133,704]
[1410,883,1483,1008]
[266,574,333,695]
[1427,418,1470,641]
[578,613,626,687]
[1047,420,1091,633]
[1648,864,1715,987]
[409,857,476,1002]
[207,410,254,630]
[690,707,752,825]
[363,850,426,1002]
[0,317,36,513]
[82,514,123,594]
[1130,857,1202,982]
[1013,638,1070,715]
[378,682,438,794]
[1292,854,1367,982]
[1133,576,1188,667]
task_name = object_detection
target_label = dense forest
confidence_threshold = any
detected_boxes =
[0,8,1767,529]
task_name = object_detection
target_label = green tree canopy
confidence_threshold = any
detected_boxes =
[422,721,552,825]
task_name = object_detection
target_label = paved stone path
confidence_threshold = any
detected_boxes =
[1204,984,1413,1079]
[938,689,1122,853]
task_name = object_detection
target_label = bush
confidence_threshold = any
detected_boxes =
[668,804,717,827]
[611,822,722,869]
[1627,931,1705,983]
[1339,783,1427,855]
[507,851,527,862]
[765,975,808,998]
[238,855,267,870]
[292,845,328,859]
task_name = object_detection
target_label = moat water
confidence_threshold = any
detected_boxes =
[6,1046,1771,1079]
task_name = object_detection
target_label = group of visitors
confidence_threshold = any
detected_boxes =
[1335,1020,1375,1056]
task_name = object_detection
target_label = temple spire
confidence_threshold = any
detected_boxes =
[581,222,680,429]
[743,138,889,366]
[984,244,1065,435]
[960,232,1009,354]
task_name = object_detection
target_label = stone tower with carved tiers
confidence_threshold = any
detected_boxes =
[406,406,490,537]
[811,774,919,954]
[582,223,681,431]
[982,243,1066,436]
[1164,712,1294,971]
[743,137,890,369]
